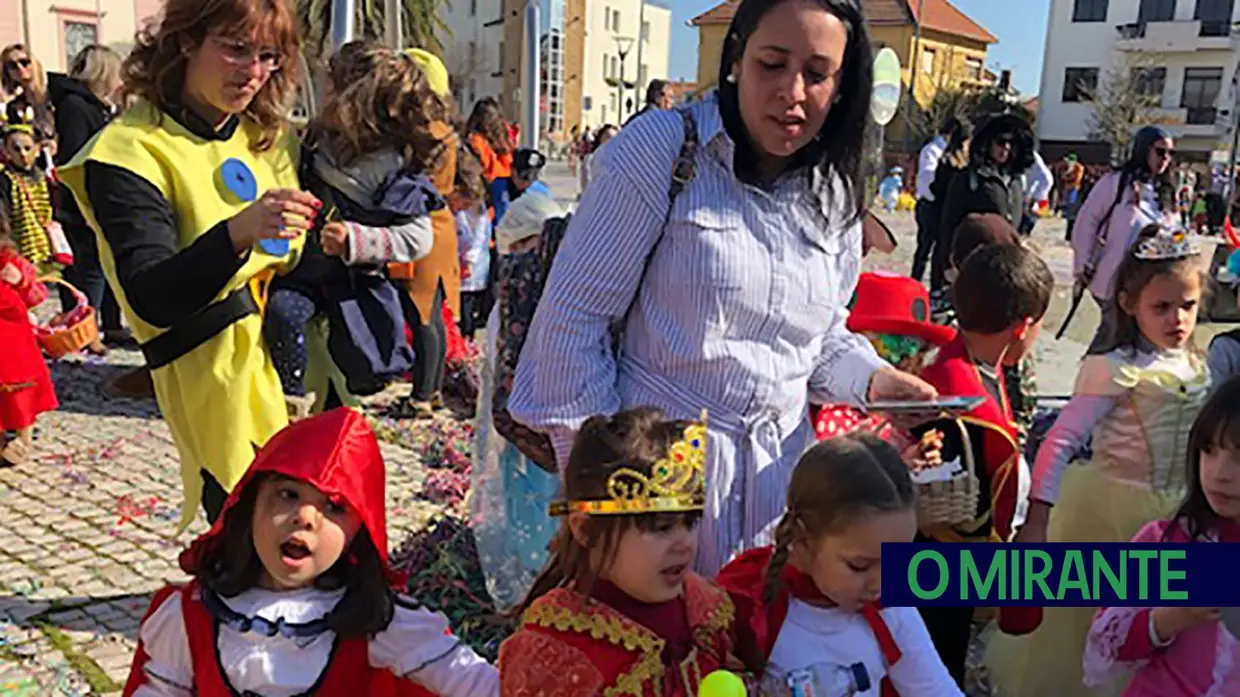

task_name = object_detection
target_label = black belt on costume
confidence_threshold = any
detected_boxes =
[140,286,259,370]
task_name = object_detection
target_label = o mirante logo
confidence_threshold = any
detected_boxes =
[880,544,1231,608]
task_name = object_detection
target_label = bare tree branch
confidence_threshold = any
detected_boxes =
[1082,52,1164,162]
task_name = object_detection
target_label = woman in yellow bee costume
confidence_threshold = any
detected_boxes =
[59,0,319,527]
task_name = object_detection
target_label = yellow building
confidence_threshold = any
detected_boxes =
[689,0,995,105]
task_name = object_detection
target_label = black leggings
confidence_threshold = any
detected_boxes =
[910,200,937,282]
[403,283,446,402]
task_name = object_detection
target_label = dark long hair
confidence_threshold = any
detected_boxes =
[716,0,872,221]
[188,473,395,638]
[514,408,702,616]
[1168,377,1240,541]
[1111,126,1176,217]
[465,97,514,155]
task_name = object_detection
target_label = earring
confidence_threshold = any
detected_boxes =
[726,73,737,84]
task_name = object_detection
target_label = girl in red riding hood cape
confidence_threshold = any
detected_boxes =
[121,408,498,697]
[717,434,962,697]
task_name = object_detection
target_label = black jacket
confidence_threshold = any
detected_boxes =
[938,113,1035,239]
[48,73,114,227]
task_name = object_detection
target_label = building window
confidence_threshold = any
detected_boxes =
[63,20,98,69]
[498,41,505,71]
[468,79,476,106]
[642,21,650,41]
[965,56,984,80]
[638,64,647,86]
[611,56,619,78]
[468,41,477,69]
[1138,0,1176,23]
[602,53,609,79]
[1072,0,1108,22]
[1130,67,1166,99]
[1196,0,1235,36]
[469,0,476,16]
[604,6,611,30]
[921,48,935,74]
[613,10,621,33]
[1175,66,1225,110]
[1062,67,1099,102]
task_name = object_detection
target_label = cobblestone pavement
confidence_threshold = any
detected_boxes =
[1,165,1226,695]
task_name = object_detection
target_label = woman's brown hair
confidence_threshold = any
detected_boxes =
[122,0,302,152]
[187,473,395,637]
[465,97,513,156]
[312,41,448,172]
[454,144,486,202]
[1090,224,1207,356]
[515,408,702,616]
[1,45,46,101]
[762,433,914,604]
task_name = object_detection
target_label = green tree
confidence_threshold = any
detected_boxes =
[296,0,450,60]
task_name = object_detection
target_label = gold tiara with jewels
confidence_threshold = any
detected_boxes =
[549,414,708,516]
[1134,227,1201,261]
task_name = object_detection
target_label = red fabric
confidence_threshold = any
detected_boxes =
[847,272,956,346]
[442,305,468,364]
[589,580,693,663]
[811,404,888,442]
[499,573,739,696]
[917,338,1042,635]
[0,250,47,308]
[716,547,900,696]
[122,581,432,697]
[178,408,405,587]
[0,283,57,431]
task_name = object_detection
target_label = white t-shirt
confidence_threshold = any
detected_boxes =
[765,599,963,696]
[132,585,498,697]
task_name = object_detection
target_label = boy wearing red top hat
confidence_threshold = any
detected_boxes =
[812,272,954,466]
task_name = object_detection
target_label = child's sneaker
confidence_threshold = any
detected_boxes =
[285,393,317,421]
[1,428,33,467]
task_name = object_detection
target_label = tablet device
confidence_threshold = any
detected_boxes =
[864,396,985,415]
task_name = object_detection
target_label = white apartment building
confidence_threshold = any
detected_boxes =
[581,0,671,128]
[1039,0,1240,162]
[438,0,506,114]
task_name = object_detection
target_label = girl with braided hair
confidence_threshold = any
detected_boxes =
[717,434,961,696]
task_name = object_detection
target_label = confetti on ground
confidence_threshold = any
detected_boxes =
[391,517,513,661]
[114,495,159,526]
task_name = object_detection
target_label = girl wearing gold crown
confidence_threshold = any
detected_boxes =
[498,408,746,696]
[987,224,1210,697]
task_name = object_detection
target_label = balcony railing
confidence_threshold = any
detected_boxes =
[1115,20,1239,45]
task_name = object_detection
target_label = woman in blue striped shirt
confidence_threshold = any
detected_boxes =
[510,0,934,574]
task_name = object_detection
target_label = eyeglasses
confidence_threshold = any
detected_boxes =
[209,37,281,72]
[1154,146,1176,158]
[4,57,31,72]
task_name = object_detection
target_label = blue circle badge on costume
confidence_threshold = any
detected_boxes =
[218,158,288,257]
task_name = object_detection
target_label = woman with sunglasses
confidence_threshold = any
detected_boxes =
[936,112,1036,263]
[59,0,319,528]
[1070,125,1177,352]
[1,45,55,157]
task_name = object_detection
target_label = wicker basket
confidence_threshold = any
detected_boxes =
[916,418,982,528]
[34,277,99,359]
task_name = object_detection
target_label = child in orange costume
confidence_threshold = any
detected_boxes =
[121,408,497,697]
[0,209,57,466]
[498,408,746,696]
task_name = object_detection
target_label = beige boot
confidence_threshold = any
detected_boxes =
[285,393,317,421]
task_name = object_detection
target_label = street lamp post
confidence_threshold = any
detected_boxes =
[614,36,634,121]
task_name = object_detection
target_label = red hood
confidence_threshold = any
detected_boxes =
[179,408,403,587]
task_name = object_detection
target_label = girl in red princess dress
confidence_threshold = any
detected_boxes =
[498,408,746,696]
[0,211,56,466]
[121,408,497,697]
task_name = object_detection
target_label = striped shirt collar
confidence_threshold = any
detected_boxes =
[690,93,829,206]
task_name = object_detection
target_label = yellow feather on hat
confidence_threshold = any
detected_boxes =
[403,48,450,99]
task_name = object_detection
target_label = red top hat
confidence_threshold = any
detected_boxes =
[846,272,956,346]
